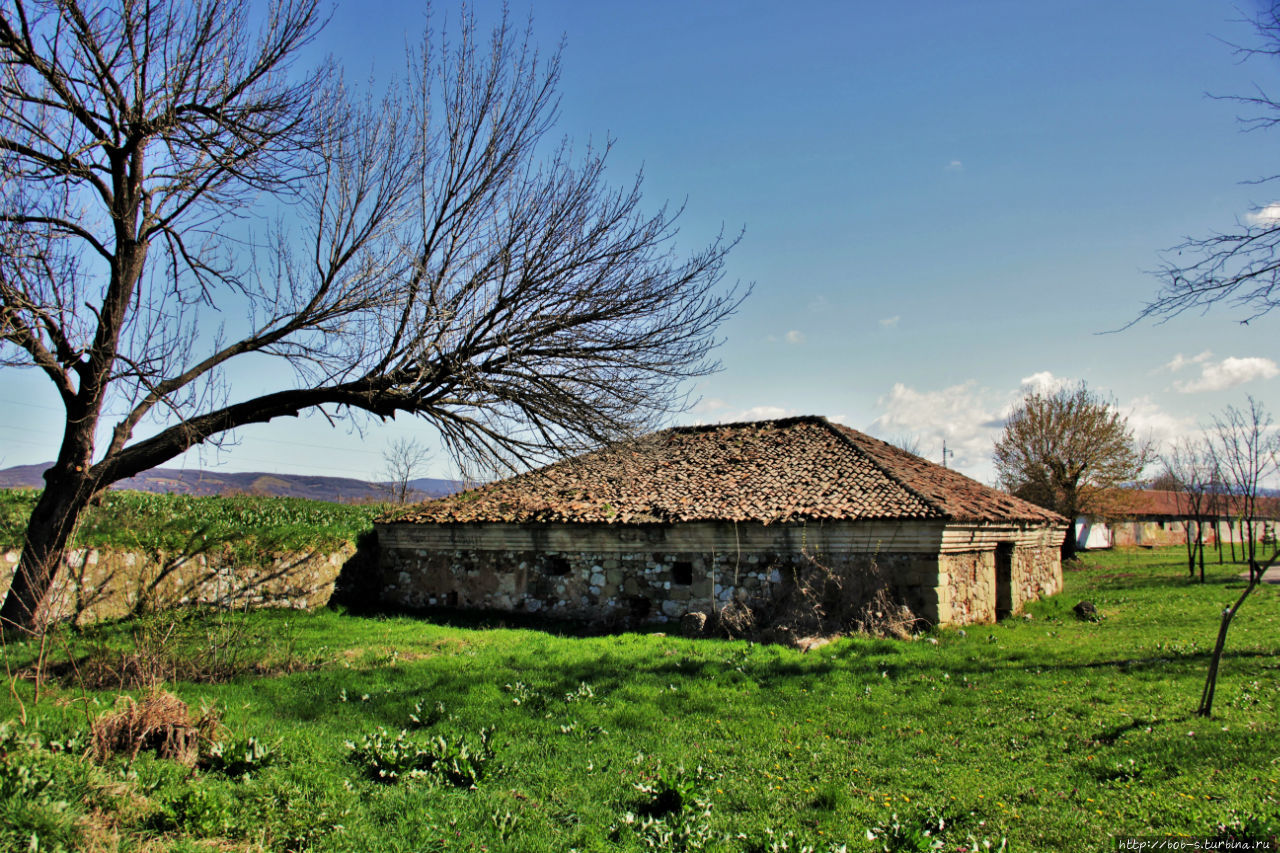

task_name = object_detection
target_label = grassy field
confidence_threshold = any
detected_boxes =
[0,489,384,559]
[1,545,1277,852]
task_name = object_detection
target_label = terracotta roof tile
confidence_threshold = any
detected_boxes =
[1100,488,1280,520]
[389,416,1066,526]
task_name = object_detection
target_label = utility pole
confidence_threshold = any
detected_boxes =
[942,440,953,469]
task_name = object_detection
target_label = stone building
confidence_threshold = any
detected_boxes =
[376,417,1067,627]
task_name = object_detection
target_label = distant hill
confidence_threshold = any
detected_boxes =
[0,464,459,504]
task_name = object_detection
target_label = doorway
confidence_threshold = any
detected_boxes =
[995,542,1014,620]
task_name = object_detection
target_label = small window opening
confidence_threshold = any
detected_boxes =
[543,555,570,576]
[671,560,694,585]
[628,595,652,619]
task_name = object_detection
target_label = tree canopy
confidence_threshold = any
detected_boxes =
[0,0,743,631]
[993,383,1149,555]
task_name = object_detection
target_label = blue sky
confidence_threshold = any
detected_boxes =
[3,0,1279,484]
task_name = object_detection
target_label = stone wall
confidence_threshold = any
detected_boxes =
[378,519,1066,628]
[939,551,992,625]
[380,542,940,626]
[1,544,357,625]
[1013,538,1063,608]
[937,536,1062,624]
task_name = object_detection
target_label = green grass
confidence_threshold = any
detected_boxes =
[1,546,1278,851]
[0,489,384,558]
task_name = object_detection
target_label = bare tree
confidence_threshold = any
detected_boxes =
[1209,397,1279,581]
[381,437,432,506]
[993,382,1150,559]
[0,1,743,632]
[1160,436,1218,582]
[1141,7,1280,324]
[1197,396,1280,717]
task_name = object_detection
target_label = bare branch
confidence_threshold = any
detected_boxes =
[1140,8,1280,324]
[0,2,744,633]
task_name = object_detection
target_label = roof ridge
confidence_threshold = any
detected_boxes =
[657,415,827,436]
[816,418,948,519]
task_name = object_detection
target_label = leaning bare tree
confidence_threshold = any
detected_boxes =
[1141,6,1280,324]
[1197,397,1279,716]
[0,1,743,632]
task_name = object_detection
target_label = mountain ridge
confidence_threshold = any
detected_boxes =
[0,464,458,504]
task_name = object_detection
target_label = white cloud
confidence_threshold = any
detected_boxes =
[869,377,1202,482]
[691,397,731,415]
[1165,350,1213,372]
[869,380,1003,475]
[785,329,806,344]
[879,315,900,329]
[1122,395,1194,450]
[1018,371,1071,396]
[945,160,964,172]
[1245,203,1280,227]
[1173,356,1279,393]
[731,405,799,422]
[688,405,803,426]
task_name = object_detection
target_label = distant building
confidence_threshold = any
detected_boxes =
[1073,489,1280,550]
[377,417,1068,628]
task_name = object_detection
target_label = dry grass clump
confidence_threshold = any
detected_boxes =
[715,599,757,638]
[90,689,219,766]
[850,586,918,640]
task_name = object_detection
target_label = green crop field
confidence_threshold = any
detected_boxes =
[0,489,384,560]
[1,545,1277,852]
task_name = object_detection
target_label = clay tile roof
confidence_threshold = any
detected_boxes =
[1104,488,1280,520]
[387,416,1066,526]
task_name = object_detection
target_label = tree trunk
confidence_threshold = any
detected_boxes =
[0,470,97,633]
[1197,550,1278,717]
[1183,522,1196,578]
[1198,605,1234,717]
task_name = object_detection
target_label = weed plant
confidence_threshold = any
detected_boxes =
[0,546,1277,851]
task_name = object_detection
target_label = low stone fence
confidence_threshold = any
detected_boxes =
[1,543,364,625]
